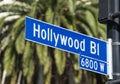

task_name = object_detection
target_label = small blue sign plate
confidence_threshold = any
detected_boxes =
[25,16,107,75]
[80,55,107,75]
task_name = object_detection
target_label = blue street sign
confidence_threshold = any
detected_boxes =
[79,55,107,75]
[25,16,107,75]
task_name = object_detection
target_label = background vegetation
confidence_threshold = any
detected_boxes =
[0,0,106,84]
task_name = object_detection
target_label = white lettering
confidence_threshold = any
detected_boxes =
[60,34,68,46]
[90,60,93,69]
[53,33,59,46]
[85,58,89,68]
[68,37,73,48]
[100,63,105,72]
[97,43,99,56]
[90,41,96,55]
[80,39,85,51]
[47,28,50,41]
[33,23,40,38]
[50,28,53,42]
[94,61,98,70]
[90,41,99,56]
[80,57,98,71]
[41,29,46,40]
[74,39,79,49]
[81,58,85,67]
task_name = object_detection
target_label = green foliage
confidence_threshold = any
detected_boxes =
[0,17,6,27]
[70,54,82,83]
[28,0,38,18]
[23,42,34,83]
[36,44,48,65]
[36,44,52,84]
[44,66,52,84]
[46,8,54,24]
[0,1,31,14]
[85,10,98,37]
[68,0,75,15]
[11,16,25,40]
[36,44,51,74]
[54,49,66,75]
[10,74,17,84]
[3,44,15,76]
[15,30,25,54]
[0,35,10,52]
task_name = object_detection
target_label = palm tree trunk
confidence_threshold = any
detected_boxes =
[33,54,44,84]
[1,70,6,84]
[80,70,89,84]
[36,64,44,84]
[67,53,75,84]
[96,73,104,84]
[17,70,22,84]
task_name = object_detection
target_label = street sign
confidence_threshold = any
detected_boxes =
[79,55,107,75]
[25,16,107,75]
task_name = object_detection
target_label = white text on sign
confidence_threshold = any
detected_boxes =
[33,23,100,56]
[25,17,107,75]
[80,55,107,74]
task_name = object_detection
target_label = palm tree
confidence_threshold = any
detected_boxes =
[0,0,106,84]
